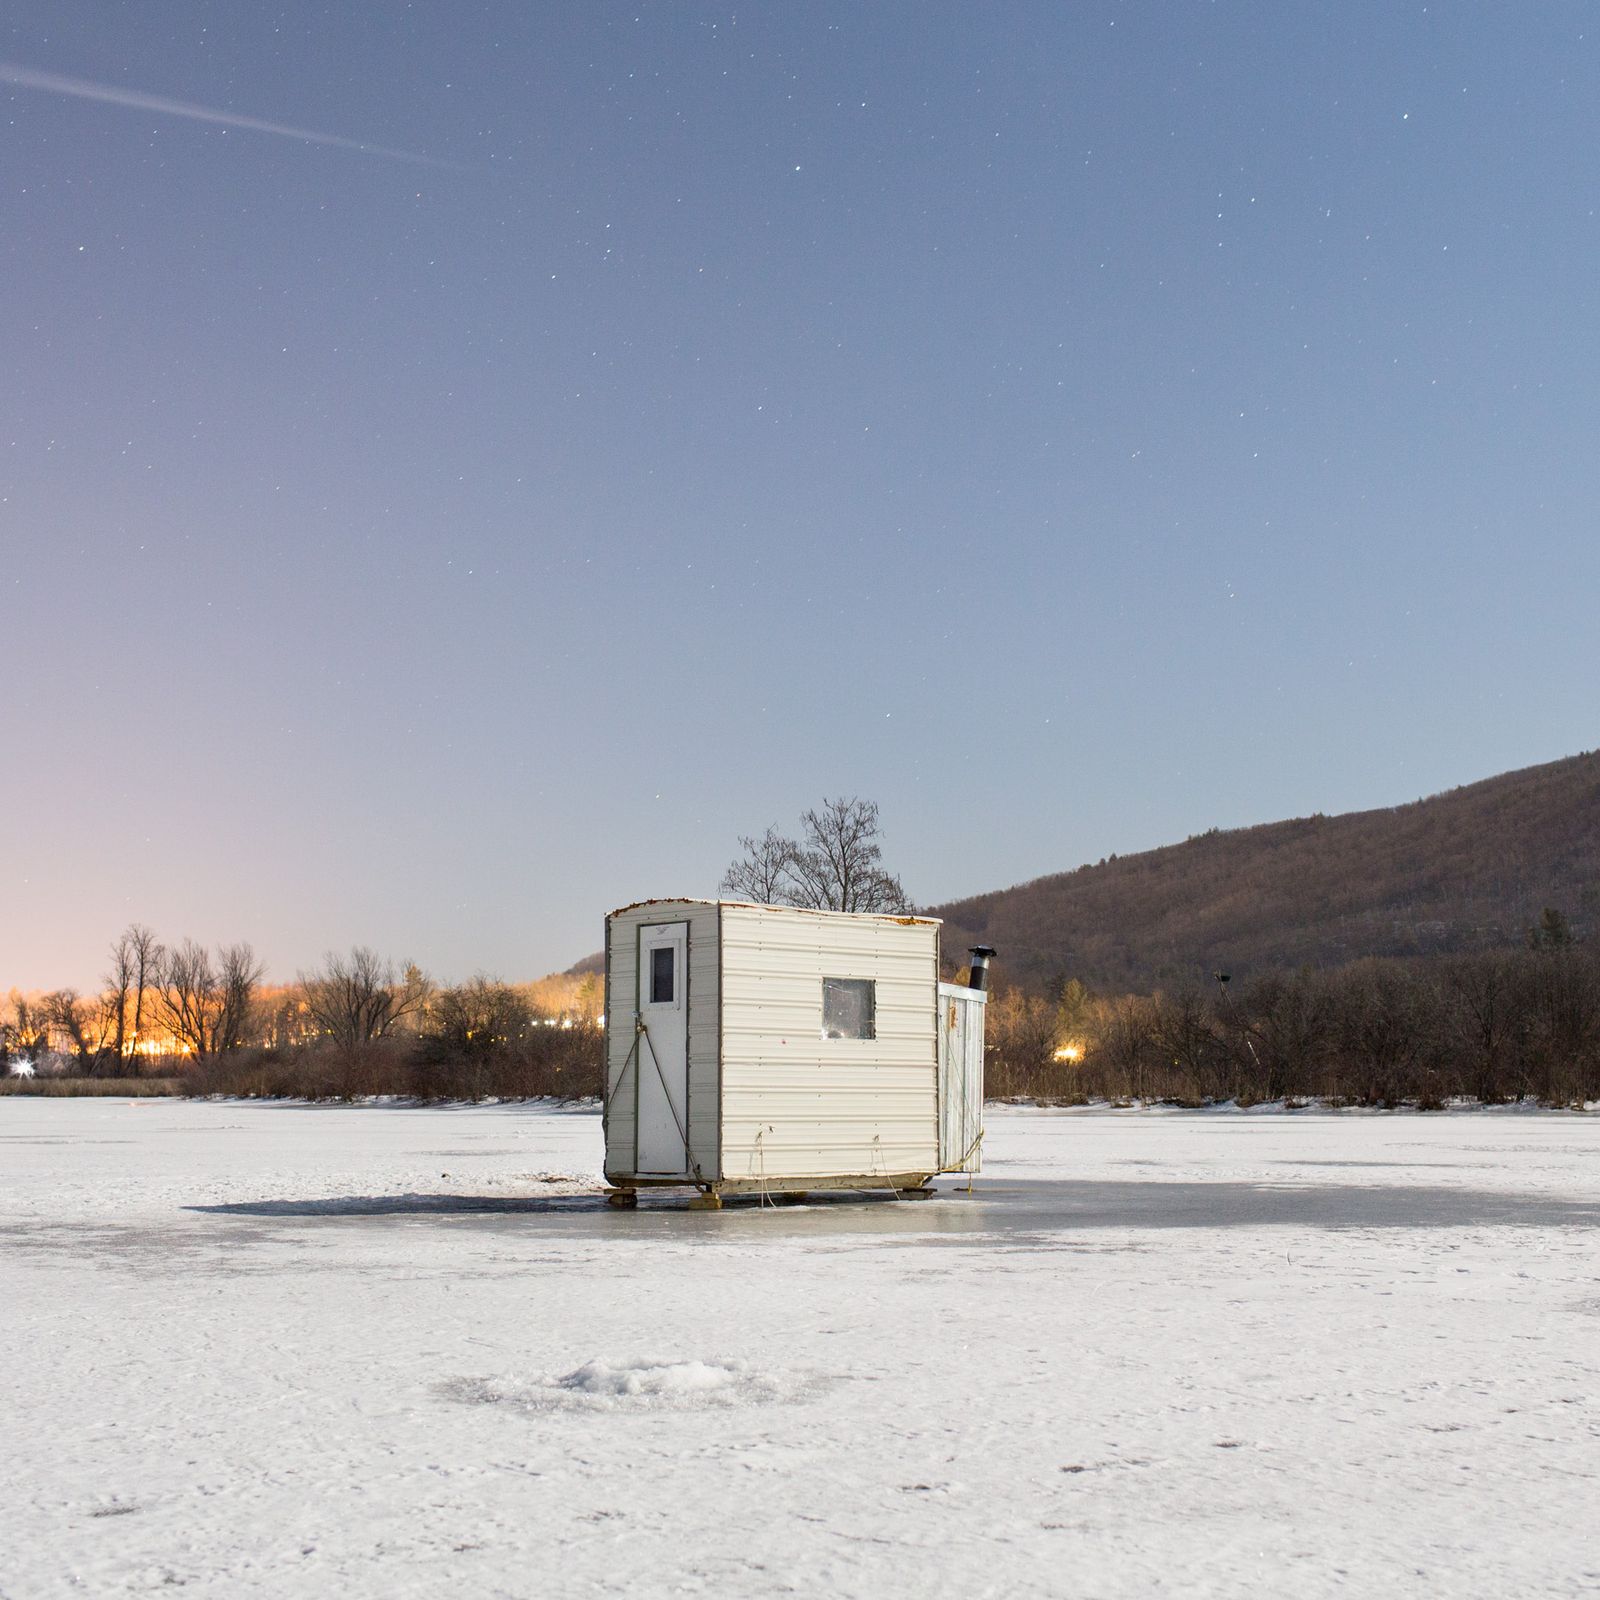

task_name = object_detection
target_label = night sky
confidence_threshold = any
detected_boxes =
[5,3,1597,988]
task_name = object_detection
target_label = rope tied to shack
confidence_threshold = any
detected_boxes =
[602,1026,641,1118]
[868,1133,902,1199]
[958,1127,984,1193]
[605,1015,701,1183]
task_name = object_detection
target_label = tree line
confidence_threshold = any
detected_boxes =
[9,924,1598,1107]
[2,926,259,1072]
[2,927,602,1100]
[983,916,1600,1109]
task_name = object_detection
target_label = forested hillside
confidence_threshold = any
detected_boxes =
[930,751,1600,993]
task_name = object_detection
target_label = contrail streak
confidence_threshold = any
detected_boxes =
[0,61,454,168]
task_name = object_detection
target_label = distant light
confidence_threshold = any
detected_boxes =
[1053,1043,1084,1063]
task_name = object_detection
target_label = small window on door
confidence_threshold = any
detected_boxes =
[650,945,675,1004]
[822,978,875,1040]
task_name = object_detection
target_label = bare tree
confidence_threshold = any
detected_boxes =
[788,797,909,912]
[43,990,120,1076]
[104,942,132,1067]
[983,985,1062,1097]
[256,990,307,1051]
[720,797,909,913]
[37,927,167,1077]
[1149,984,1223,1103]
[111,925,162,1060]
[1096,994,1159,1102]
[1331,960,1439,1107]
[1522,946,1600,1105]
[1231,971,1332,1102]
[157,942,212,1060]
[395,963,436,1035]
[300,947,430,1049]
[421,976,531,1058]
[719,826,797,904]
[156,940,265,1061]
[3,991,49,1063]
[1442,953,1519,1104]
[215,944,265,1055]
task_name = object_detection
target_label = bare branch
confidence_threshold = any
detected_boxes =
[722,798,909,912]
[299,947,428,1049]
[155,939,264,1061]
[719,826,798,904]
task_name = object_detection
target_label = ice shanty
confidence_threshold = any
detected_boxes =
[602,899,992,1206]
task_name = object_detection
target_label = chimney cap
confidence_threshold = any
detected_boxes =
[968,945,997,959]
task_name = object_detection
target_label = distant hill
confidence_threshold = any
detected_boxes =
[928,751,1600,994]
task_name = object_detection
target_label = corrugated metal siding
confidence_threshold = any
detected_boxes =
[603,900,721,1181]
[719,904,939,1182]
[937,982,987,1172]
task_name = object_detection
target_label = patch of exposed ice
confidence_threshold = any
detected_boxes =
[442,1357,792,1414]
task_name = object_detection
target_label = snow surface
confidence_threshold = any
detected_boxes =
[2,1099,1598,1599]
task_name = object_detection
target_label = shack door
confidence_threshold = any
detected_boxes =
[937,983,986,1173]
[635,922,692,1176]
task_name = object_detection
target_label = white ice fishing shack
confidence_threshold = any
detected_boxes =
[602,899,993,1207]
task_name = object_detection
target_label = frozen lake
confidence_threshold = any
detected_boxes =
[3,1100,1597,1599]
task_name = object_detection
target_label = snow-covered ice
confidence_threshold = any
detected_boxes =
[3,1099,1598,1598]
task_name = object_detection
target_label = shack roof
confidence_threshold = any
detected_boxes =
[607,897,941,927]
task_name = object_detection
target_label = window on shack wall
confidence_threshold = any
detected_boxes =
[650,945,675,1004]
[822,978,875,1041]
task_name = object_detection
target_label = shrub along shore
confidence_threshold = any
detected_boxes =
[984,939,1600,1108]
